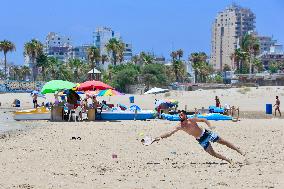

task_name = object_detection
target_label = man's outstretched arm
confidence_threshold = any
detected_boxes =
[156,126,181,141]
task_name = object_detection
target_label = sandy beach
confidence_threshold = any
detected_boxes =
[0,87,284,188]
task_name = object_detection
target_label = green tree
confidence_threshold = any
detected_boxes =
[0,69,4,79]
[24,39,43,81]
[172,60,186,82]
[21,65,31,81]
[170,51,178,61]
[252,58,263,73]
[189,52,208,82]
[131,55,140,65]
[105,38,125,66]
[141,64,168,90]
[214,74,223,83]
[176,49,183,60]
[238,33,260,74]
[0,40,16,79]
[68,58,83,82]
[268,61,279,74]
[139,52,154,65]
[87,46,100,79]
[36,54,49,81]
[101,54,108,65]
[111,63,140,92]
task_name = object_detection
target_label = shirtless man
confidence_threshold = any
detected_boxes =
[155,110,245,164]
[273,96,281,117]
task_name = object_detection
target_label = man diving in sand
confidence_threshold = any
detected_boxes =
[153,110,245,164]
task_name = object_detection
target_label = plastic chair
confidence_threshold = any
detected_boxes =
[68,106,82,122]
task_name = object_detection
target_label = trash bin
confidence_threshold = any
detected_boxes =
[88,108,96,121]
[266,104,272,114]
[129,96,134,103]
[51,106,63,121]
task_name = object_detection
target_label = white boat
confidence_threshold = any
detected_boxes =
[14,107,51,121]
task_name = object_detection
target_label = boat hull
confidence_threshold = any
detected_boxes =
[14,108,51,121]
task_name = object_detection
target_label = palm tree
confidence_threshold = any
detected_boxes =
[240,34,260,74]
[172,60,186,82]
[170,51,178,61]
[131,55,140,65]
[87,46,100,79]
[68,58,83,82]
[101,54,108,65]
[36,54,49,81]
[24,39,43,81]
[176,49,184,60]
[117,41,125,64]
[189,52,208,83]
[139,52,154,65]
[0,40,16,79]
[105,38,125,66]
[21,65,31,81]
[10,66,22,80]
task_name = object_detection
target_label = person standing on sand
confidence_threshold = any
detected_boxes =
[154,110,245,164]
[32,93,38,108]
[274,96,281,117]
[215,96,220,107]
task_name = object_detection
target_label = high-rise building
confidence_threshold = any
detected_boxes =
[210,4,255,71]
[249,31,277,54]
[45,32,73,62]
[93,27,133,62]
[72,44,92,62]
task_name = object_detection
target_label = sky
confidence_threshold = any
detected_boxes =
[0,0,283,65]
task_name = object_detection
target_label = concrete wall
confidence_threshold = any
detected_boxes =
[0,80,45,92]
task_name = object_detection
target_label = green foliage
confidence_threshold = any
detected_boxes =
[139,52,154,65]
[172,60,186,82]
[269,61,279,74]
[0,40,16,79]
[141,63,168,90]
[252,58,263,73]
[189,52,212,83]
[232,34,260,74]
[105,38,125,65]
[214,74,223,83]
[24,39,44,81]
[111,64,140,91]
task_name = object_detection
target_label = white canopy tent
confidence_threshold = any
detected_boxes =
[88,68,101,74]
[144,87,169,94]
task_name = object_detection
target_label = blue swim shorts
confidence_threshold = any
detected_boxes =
[196,129,219,150]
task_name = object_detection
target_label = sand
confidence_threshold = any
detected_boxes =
[0,86,284,188]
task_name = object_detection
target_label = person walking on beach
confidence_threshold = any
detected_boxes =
[274,96,281,116]
[215,96,221,107]
[32,93,38,108]
[154,110,245,164]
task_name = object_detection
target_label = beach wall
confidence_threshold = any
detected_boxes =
[0,80,45,92]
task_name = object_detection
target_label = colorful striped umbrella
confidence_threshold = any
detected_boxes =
[97,89,124,97]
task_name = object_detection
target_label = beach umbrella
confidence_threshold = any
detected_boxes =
[154,99,178,109]
[97,89,124,97]
[77,80,113,91]
[41,80,76,94]
[144,87,169,94]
